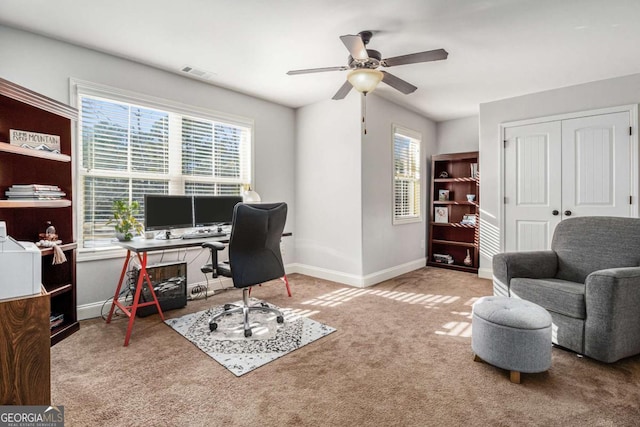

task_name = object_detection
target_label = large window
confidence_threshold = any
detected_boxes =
[393,125,422,224]
[74,81,253,248]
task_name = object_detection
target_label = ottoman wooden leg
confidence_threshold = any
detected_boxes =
[473,354,483,363]
[510,371,521,384]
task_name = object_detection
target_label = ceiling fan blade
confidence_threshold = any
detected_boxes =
[287,66,348,75]
[340,34,369,61]
[382,48,448,67]
[381,71,417,95]
[332,80,353,100]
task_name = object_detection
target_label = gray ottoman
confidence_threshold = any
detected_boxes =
[472,296,552,383]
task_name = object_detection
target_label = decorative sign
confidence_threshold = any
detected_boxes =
[9,129,61,153]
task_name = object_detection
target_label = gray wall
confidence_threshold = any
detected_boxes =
[294,95,364,281]
[436,116,479,154]
[0,25,296,317]
[362,95,436,279]
[294,93,436,286]
[478,72,640,277]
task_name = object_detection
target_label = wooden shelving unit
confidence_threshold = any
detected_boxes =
[0,199,72,208]
[0,141,71,161]
[0,77,79,346]
[428,151,480,273]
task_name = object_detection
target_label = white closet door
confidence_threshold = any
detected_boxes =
[561,112,632,218]
[504,121,562,252]
[504,111,633,253]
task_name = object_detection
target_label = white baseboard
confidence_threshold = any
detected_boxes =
[362,258,427,287]
[287,258,426,288]
[478,267,493,280]
[78,300,111,321]
[287,263,365,287]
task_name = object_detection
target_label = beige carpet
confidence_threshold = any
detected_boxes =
[51,268,640,426]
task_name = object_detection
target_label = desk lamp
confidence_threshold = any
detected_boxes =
[242,186,261,203]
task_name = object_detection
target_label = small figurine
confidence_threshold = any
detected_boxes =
[45,221,56,239]
[37,221,66,265]
[439,171,449,178]
[464,249,472,266]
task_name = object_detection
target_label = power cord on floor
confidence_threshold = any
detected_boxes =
[100,268,137,320]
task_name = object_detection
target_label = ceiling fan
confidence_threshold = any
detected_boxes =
[287,30,448,100]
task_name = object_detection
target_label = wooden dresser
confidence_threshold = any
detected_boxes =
[0,290,51,405]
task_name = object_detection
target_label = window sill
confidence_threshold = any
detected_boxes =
[393,217,422,225]
[77,247,128,262]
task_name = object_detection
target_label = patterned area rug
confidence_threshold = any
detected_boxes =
[165,299,336,376]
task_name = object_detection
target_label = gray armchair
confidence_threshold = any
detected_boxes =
[492,216,640,363]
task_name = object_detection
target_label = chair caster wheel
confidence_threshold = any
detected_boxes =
[223,304,233,311]
[244,329,252,338]
[276,315,284,324]
[209,322,218,332]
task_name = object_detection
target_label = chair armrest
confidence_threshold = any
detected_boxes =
[492,251,557,296]
[584,266,640,362]
[201,241,226,278]
[202,241,225,251]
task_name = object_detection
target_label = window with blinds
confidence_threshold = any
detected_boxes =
[393,125,422,224]
[76,85,253,248]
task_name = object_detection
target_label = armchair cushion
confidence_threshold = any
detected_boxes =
[552,216,640,283]
[492,250,557,296]
[510,278,585,319]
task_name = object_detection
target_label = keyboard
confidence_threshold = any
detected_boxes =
[182,231,226,239]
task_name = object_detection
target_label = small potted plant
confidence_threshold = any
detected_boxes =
[108,200,144,241]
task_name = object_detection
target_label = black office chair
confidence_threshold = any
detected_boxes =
[201,202,288,337]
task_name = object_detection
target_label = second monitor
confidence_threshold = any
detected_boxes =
[193,195,243,230]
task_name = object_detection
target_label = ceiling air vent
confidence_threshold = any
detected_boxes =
[181,66,215,80]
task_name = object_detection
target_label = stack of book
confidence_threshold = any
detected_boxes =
[433,253,455,264]
[50,313,64,330]
[5,184,66,200]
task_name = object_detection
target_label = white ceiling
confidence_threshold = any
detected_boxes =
[2,0,640,121]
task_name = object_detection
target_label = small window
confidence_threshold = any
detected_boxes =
[393,125,422,224]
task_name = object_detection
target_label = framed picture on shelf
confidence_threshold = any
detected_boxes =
[438,189,450,201]
[434,206,449,223]
[461,214,476,225]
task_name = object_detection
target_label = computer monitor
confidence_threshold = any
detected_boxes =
[144,195,194,232]
[193,195,243,228]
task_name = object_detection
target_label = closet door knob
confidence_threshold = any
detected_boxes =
[564,210,572,216]
[552,210,559,216]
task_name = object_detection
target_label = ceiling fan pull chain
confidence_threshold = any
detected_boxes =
[363,93,368,135]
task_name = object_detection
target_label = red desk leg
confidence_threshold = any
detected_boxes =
[136,252,165,322]
[282,275,292,297]
[107,250,165,346]
[106,250,132,324]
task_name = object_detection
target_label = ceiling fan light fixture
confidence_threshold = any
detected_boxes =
[347,68,383,94]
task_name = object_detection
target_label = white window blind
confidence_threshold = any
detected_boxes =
[75,83,253,248]
[393,125,422,224]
